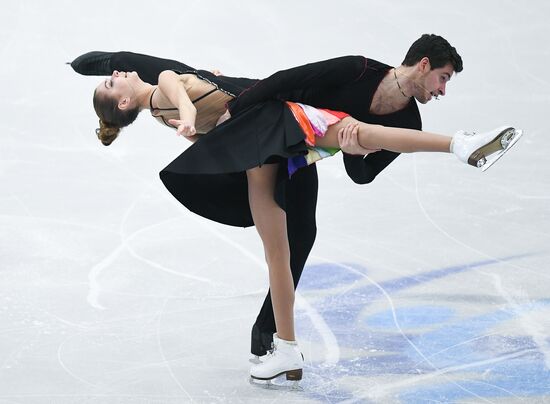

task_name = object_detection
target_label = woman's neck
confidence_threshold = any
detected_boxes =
[132,82,156,111]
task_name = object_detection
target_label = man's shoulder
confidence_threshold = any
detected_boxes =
[364,58,392,71]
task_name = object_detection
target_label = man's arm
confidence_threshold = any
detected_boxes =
[229,55,368,115]
[343,151,400,184]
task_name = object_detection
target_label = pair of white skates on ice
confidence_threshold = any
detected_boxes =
[451,125,523,170]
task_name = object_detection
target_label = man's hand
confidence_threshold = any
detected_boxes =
[338,123,380,156]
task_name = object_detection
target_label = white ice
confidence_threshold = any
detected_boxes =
[1,0,550,403]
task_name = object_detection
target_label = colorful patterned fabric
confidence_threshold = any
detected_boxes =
[285,101,348,176]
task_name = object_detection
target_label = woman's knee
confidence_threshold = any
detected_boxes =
[264,247,290,269]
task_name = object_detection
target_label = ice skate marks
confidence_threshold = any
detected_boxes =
[468,127,523,171]
[249,375,304,391]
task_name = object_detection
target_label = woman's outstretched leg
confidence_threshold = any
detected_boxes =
[318,118,452,153]
[246,163,303,381]
[317,118,521,169]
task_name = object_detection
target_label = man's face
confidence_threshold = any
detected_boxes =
[415,63,455,104]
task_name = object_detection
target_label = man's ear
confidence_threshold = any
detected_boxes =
[418,57,431,73]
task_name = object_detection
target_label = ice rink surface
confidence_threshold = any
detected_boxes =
[1,1,550,402]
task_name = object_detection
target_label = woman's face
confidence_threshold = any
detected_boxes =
[94,70,140,106]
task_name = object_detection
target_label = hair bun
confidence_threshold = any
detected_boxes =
[96,119,121,146]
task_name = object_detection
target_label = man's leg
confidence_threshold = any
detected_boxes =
[251,163,318,356]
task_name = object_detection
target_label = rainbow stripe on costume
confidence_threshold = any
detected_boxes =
[285,101,348,177]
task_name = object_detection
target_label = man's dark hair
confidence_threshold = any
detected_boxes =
[402,34,463,73]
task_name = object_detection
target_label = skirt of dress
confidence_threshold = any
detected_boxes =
[159,100,345,227]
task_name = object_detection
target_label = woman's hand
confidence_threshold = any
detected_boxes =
[338,123,380,156]
[211,69,223,76]
[216,110,231,126]
[168,119,197,137]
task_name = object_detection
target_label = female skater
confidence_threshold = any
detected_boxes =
[89,42,522,382]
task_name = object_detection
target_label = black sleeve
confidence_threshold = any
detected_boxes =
[342,151,400,184]
[195,69,259,95]
[228,55,367,115]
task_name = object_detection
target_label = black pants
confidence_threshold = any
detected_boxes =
[71,50,319,356]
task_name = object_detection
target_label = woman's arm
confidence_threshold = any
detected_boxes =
[229,55,367,116]
[158,70,197,137]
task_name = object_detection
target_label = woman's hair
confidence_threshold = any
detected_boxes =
[93,88,140,146]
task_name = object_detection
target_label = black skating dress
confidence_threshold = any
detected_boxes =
[159,56,422,227]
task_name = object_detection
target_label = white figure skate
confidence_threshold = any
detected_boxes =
[249,334,303,389]
[451,126,523,171]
